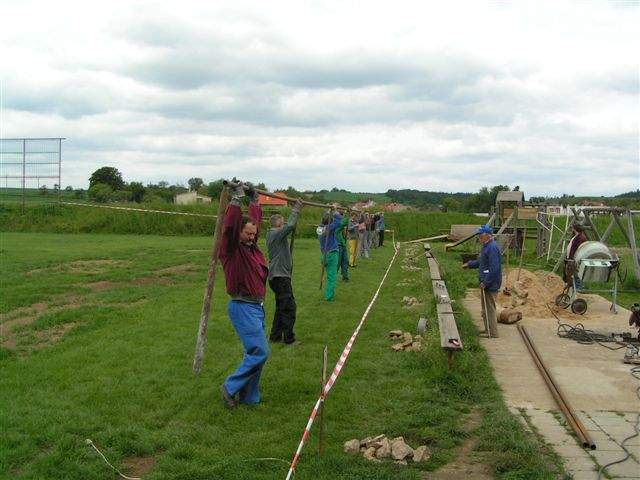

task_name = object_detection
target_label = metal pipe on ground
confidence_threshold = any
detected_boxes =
[517,325,596,450]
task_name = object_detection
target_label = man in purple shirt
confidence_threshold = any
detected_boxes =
[219,181,269,409]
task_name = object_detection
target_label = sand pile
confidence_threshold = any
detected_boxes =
[497,269,566,318]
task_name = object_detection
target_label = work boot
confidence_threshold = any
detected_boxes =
[220,384,237,409]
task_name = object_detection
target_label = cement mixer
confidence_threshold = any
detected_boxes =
[555,241,620,314]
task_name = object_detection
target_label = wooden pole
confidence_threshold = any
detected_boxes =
[516,230,526,282]
[222,179,358,212]
[193,187,230,375]
[626,210,640,281]
[505,237,511,288]
[319,346,328,456]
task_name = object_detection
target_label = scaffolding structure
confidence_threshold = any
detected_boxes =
[0,137,65,209]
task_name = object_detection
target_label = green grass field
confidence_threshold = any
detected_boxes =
[0,232,564,479]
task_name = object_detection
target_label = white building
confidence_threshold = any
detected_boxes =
[174,191,212,205]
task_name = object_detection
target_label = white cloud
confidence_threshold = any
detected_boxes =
[0,0,638,196]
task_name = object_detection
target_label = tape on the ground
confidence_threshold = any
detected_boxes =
[284,243,400,479]
[61,201,217,218]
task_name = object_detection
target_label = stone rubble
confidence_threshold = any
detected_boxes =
[344,435,431,464]
[389,330,423,352]
[401,296,423,307]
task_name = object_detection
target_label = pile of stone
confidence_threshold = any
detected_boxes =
[502,280,529,307]
[401,264,423,272]
[344,435,431,465]
[389,330,422,351]
[401,296,423,307]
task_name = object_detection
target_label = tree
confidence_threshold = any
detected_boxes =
[65,185,73,192]
[74,189,85,199]
[441,197,461,212]
[129,182,146,203]
[207,179,225,199]
[89,167,124,190]
[39,185,48,196]
[158,181,169,189]
[188,177,204,191]
[88,183,113,203]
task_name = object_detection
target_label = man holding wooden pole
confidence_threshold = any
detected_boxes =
[219,181,269,408]
[347,212,359,267]
[266,199,303,344]
[317,208,342,301]
[462,225,501,338]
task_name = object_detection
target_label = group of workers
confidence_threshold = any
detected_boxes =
[317,209,385,301]
[215,177,598,409]
[218,181,387,408]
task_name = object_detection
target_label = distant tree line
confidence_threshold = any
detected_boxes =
[80,166,640,210]
[83,167,268,205]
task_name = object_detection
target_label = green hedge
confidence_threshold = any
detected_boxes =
[2,202,637,245]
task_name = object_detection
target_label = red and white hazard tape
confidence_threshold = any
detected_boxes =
[60,201,217,218]
[285,242,400,479]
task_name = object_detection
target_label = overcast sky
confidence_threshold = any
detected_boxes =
[1,0,638,196]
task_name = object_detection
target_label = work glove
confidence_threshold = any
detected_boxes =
[230,177,245,199]
[245,182,259,203]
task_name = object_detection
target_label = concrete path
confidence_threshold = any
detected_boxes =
[463,288,640,479]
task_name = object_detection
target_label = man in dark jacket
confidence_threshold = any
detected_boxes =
[266,199,302,344]
[335,212,350,282]
[565,222,588,288]
[463,225,501,338]
[219,181,269,408]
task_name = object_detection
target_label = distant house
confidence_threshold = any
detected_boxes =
[174,191,212,205]
[580,200,605,207]
[382,202,408,212]
[354,199,376,210]
[258,192,288,207]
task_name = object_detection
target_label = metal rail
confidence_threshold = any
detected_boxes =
[517,324,596,450]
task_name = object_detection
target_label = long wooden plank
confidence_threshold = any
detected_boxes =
[426,255,462,351]
[436,303,454,315]
[445,212,497,251]
[427,258,441,280]
[438,313,462,351]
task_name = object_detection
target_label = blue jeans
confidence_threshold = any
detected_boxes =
[224,300,269,404]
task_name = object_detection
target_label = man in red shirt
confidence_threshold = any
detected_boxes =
[219,181,269,408]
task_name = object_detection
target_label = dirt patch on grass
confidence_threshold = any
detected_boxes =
[28,259,130,275]
[121,455,156,477]
[421,410,492,480]
[156,263,197,275]
[132,276,173,286]
[0,302,47,323]
[85,280,118,292]
[33,323,79,349]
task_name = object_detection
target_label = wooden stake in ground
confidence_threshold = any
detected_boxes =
[505,238,511,287]
[193,187,230,375]
[318,346,328,456]
[516,230,526,282]
[481,288,499,338]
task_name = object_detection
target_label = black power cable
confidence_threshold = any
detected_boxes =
[544,304,640,478]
